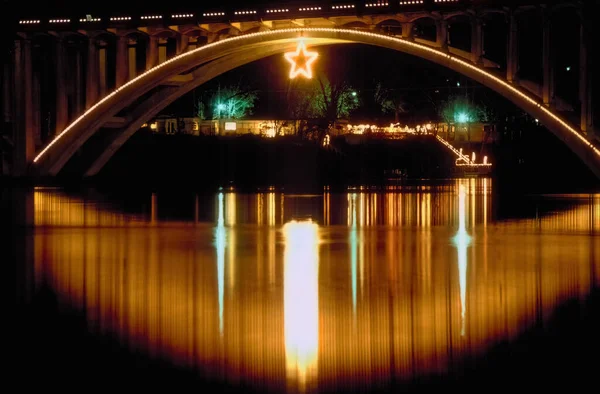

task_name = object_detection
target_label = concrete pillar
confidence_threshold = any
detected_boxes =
[207,33,219,44]
[158,37,168,63]
[74,47,83,117]
[13,39,35,176]
[542,9,555,107]
[55,37,68,138]
[177,34,189,55]
[98,41,107,97]
[188,37,198,51]
[580,23,593,136]
[402,22,414,40]
[507,11,519,83]
[32,63,41,147]
[86,37,99,109]
[436,19,448,50]
[128,37,137,80]
[116,35,128,88]
[2,62,12,125]
[471,17,484,65]
[146,35,158,70]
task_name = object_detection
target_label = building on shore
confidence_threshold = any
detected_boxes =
[145,116,498,145]
[145,116,298,137]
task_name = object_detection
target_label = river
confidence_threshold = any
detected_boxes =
[5,178,599,392]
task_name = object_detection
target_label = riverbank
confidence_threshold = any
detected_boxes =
[87,132,456,191]
[3,128,599,193]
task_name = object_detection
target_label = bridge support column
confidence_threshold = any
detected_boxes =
[32,61,41,147]
[115,36,128,88]
[2,61,12,174]
[507,11,519,83]
[158,37,168,64]
[436,20,448,50]
[13,38,35,176]
[542,9,555,107]
[2,62,11,127]
[146,35,158,70]
[128,37,137,80]
[177,34,189,55]
[188,37,199,51]
[55,38,68,139]
[402,23,414,40]
[74,47,84,117]
[471,17,484,65]
[207,33,219,44]
[86,38,99,109]
[579,22,593,138]
[98,41,107,98]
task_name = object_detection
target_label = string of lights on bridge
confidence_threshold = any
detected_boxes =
[18,1,460,25]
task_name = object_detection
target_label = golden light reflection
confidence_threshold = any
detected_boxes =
[225,193,237,291]
[283,220,319,392]
[29,187,600,392]
[216,192,226,336]
[268,192,276,226]
[453,184,471,337]
[349,194,358,314]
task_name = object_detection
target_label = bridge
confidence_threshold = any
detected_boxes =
[2,0,598,178]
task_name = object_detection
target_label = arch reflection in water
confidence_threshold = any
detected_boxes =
[283,220,320,392]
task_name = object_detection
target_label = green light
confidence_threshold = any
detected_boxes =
[217,103,226,110]
[352,91,357,97]
[456,112,469,123]
[566,66,571,71]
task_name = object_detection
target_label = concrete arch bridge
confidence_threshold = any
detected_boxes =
[4,2,598,178]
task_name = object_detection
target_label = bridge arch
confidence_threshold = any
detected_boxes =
[30,28,600,178]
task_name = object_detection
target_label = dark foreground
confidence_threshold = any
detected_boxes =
[7,283,600,391]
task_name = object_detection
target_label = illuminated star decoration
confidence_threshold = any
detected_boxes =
[284,40,318,79]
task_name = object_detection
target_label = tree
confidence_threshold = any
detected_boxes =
[313,76,359,123]
[439,95,479,124]
[197,84,257,120]
[286,84,318,137]
[285,76,358,140]
[374,82,409,123]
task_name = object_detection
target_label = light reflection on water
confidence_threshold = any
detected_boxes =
[25,180,600,392]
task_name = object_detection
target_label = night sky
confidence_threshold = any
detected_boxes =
[166,44,503,124]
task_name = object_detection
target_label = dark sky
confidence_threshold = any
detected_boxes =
[166,43,510,124]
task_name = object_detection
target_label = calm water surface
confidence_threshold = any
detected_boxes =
[8,179,600,391]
